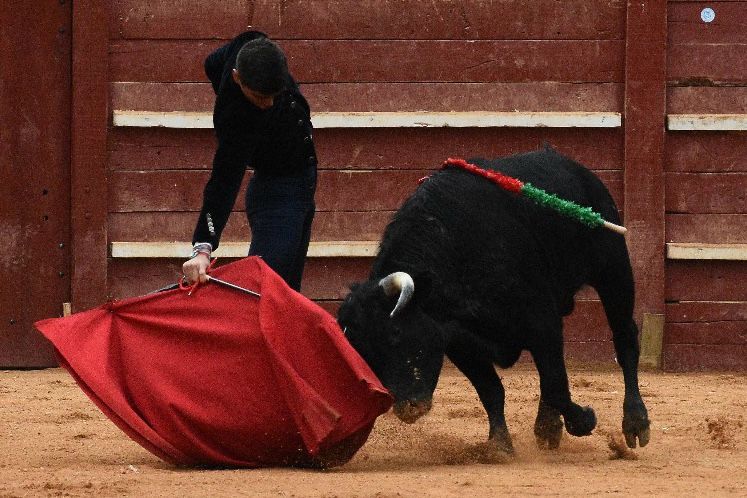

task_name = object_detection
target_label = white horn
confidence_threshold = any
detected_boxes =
[379,272,415,318]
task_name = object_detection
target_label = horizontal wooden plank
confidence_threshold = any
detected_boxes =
[318,169,429,211]
[666,301,747,323]
[255,0,625,41]
[666,260,747,302]
[667,243,747,261]
[109,39,625,83]
[111,241,380,258]
[110,0,626,41]
[662,344,747,371]
[668,2,747,45]
[110,0,251,40]
[109,210,394,243]
[665,172,747,214]
[111,81,622,113]
[563,341,616,365]
[666,214,747,244]
[665,132,747,172]
[668,114,747,131]
[109,169,624,213]
[111,82,213,112]
[113,110,622,129]
[312,209,395,243]
[665,321,747,345]
[667,87,747,114]
[113,111,212,128]
[108,127,624,171]
[304,82,622,113]
[109,128,216,170]
[668,43,747,85]
[562,300,609,342]
[109,170,426,212]
[315,300,340,316]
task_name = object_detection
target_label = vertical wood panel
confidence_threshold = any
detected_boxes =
[72,1,109,311]
[623,0,667,325]
[0,1,71,367]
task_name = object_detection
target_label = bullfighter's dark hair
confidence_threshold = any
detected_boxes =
[235,37,288,95]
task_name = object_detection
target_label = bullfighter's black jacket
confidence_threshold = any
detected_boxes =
[192,31,317,250]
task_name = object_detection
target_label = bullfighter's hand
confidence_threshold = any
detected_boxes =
[182,253,211,284]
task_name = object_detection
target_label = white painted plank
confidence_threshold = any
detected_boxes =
[113,111,214,128]
[311,111,622,128]
[667,114,747,131]
[112,110,622,129]
[666,243,747,261]
[111,241,379,258]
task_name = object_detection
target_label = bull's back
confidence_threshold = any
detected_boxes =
[377,148,624,315]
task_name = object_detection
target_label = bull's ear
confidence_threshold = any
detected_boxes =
[411,271,435,304]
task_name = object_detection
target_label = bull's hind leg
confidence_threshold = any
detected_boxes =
[447,338,515,455]
[592,249,650,448]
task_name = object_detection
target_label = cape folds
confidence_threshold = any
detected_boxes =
[35,257,392,468]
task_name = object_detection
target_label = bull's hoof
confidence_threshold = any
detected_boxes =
[564,405,596,437]
[622,401,651,448]
[488,425,515,456]
[535,418,563,449]
[393,399,432,424]
[534,402,563,450]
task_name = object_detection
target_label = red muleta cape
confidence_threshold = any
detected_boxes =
[35,256,392,468]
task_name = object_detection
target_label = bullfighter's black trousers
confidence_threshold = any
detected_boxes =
[245,164,317,292]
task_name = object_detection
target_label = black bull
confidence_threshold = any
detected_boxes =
[338,148,650,454]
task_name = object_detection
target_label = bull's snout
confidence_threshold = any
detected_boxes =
[393,398,433,423]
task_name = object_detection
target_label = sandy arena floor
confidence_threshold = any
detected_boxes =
[1,364,745,497]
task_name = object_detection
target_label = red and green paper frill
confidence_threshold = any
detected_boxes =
[442,158,609,230]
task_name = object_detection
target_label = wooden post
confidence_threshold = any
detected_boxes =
[639,313,665,368]
[623,1,668,342]
[71,1,109,311]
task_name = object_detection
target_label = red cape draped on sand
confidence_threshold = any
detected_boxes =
[35,257,392,468]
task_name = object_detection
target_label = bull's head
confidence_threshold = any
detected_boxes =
[338,271,446,424]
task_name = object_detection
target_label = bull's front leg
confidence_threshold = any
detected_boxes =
[446,335,514,455]
[534,398,563,449]
[529,330,597,439]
